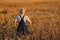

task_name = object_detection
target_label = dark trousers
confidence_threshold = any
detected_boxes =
[17,24,28,35]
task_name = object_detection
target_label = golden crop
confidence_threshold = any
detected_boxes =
[0,1,60,40]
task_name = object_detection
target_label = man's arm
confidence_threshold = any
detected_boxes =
[28,19,32,24]
[13,15,20,23]
[13,19,17,23]
[26,16,32,24]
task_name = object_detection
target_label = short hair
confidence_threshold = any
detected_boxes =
[19,8,25,11]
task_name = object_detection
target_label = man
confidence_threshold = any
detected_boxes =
[14,8,32,36]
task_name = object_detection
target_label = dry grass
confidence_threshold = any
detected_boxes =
[0,1,60,40]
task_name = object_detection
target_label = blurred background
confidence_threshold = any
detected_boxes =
[0,0,60,40]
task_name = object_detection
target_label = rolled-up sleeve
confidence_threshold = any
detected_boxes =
[14,15,21,23]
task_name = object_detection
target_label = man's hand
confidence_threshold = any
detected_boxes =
[28,20,32,24]
[13,19,17,23]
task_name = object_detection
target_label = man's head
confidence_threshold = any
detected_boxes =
[19,8,25,15]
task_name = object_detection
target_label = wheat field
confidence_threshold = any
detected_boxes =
[0,1,60,40]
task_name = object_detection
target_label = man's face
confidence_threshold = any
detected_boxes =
[19,9,25,14]
[22,9,25,14]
